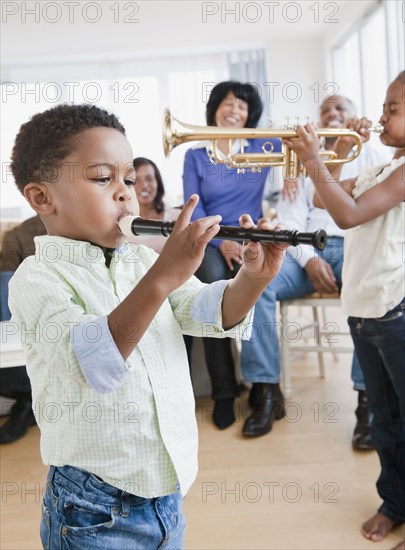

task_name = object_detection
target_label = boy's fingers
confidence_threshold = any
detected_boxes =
[195,221,221,244]
[239,214,255,229]
[192,215,222,236]
[174,194,199,230]
[256,217,273,231]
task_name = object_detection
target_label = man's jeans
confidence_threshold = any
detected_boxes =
[348,298,405,523]
[241,238,365,391]
[41,465,185,549]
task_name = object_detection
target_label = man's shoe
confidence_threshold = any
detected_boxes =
[248,384,259,408]
[352,390,374,451]
[243,383,285,437]
[0,398,36,444]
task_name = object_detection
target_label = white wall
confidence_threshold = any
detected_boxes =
[0,35,325,217]
[265,37,326,125]
[1,0,378,217]
[2,1,376,62]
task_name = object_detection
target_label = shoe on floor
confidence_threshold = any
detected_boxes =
[213,398,235,429]
[352,390,374,451]
[243,383,285,437]
[0,397,36,444]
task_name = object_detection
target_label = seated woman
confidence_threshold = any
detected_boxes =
[182,81,281,429]
[129,157,181,253]
[130,157,193,365]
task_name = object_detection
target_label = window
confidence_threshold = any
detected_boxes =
[1,54,228,216]
[331,0,403,122]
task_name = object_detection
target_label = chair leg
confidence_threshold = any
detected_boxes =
[321,306,339,361]
[280,302,292,399]
[313,306,325,378]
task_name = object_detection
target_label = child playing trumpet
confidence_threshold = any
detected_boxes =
[285,71,405,550]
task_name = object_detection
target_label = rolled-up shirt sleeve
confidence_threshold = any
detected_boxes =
[190,280,229,324]
[190,279,254,340]
[72,316,129,394]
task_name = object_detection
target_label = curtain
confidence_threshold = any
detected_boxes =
[228,49,279,203]
[227,49,270,123]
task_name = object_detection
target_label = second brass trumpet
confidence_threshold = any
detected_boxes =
[163,109,381,178]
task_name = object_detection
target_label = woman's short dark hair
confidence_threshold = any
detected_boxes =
[133,157,165,214]
[206,81,263,128]
[11,103,125,194]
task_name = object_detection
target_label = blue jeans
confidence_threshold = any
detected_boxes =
[41,466,185,549]
[241,238,365,390]
[348,298,405,524]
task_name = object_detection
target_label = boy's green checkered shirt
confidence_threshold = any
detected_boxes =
[9,236,253,498]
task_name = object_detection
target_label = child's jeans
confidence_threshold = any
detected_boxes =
[41,465,185,549]
[348,297,405,524]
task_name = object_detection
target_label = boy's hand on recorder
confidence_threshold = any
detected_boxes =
[238,214,287,282]
[153,194,221,292]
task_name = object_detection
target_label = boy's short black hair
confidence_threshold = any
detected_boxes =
[11,103,126,193]
[206,81,263,128]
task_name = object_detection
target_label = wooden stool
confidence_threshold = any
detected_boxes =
[279,292,353,398]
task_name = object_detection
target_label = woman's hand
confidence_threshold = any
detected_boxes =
[282,178,301,202]
[219,240,244,270]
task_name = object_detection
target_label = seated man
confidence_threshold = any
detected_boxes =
[241,95,390,443]
[0,215,46,444]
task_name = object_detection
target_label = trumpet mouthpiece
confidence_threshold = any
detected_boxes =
[371,124,384,134]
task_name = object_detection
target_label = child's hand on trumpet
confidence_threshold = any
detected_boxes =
[283,123,322,165]
[333,117,372,153]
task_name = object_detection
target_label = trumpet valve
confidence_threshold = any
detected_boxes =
[283,116,301,130]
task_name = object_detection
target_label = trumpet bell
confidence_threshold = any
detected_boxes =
[163,109,174,157]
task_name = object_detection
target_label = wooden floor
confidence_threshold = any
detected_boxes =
[1,353,404,549]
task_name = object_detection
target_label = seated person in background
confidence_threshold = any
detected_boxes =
[130,157,192,364]
[0,214,46,444]
[183,80,281,430]
[240,94,390,442]
[129,157,181,253]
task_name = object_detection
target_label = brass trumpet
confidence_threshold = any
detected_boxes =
[163,108,383,178]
